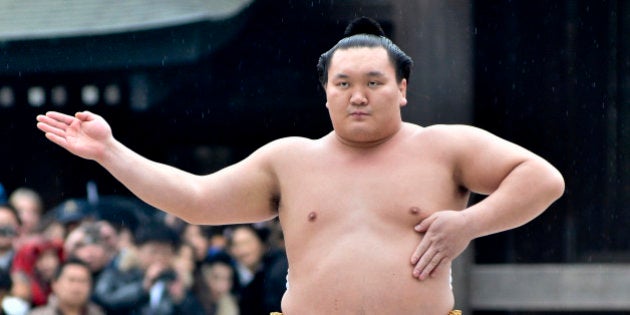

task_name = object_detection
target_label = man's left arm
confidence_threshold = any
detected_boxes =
[410,125,565,280]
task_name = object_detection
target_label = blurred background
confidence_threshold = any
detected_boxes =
[0,0,628,314]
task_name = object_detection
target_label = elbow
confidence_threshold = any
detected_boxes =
[543,164,565,203]
[522,158,565,207]
[553,170,566,200]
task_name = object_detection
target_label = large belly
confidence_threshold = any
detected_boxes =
[281,225,454,315]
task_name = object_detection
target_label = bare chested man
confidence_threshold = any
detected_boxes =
[36,18,564,314]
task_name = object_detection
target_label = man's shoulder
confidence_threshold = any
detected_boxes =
[403,123,500,157]
[420,123,478,133]
[412,123,493,142]
[26,305,55,315]
[261,136,324,156]
[268,136,318,147]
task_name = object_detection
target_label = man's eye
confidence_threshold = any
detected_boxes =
[368,81,380,87]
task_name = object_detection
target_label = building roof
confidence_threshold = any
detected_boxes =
[0,0,254,41]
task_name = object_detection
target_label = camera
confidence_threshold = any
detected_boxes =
[155,269,177,282]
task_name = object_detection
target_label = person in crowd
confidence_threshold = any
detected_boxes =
[94,202,140,267]
[181,224,211,267]
[92,221,203,315]
[36,17,565,314]
[0,268,11,315]
[157,223,210,295]
[0,205,21,271]
[0,268,12,315]
[194,251,239,315]
[50,199,95,240]
[34,214,65,245]
[205,227,229,258]
[63,222,116,280]
[0,267,30,315]
[161,214,187,237]
[171,242,196,293]
[0,185,6,205]
[10,238,63,307]
[8,189,42,243]
[28,258,104,315]
[227,225,287,315]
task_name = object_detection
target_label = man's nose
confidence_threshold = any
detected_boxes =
[350,89,368,106]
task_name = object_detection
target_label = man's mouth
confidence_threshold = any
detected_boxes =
[350,111,369,117]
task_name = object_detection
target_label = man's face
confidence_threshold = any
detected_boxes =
[184,224,209,261]
[325,47,407,145]
[74,243,110,272]
[137,242,175,271]
[203,262,233,300]
[52,264,92,308]
[229,227,264,272]
[12,197,41,234]
[0,208,19,251]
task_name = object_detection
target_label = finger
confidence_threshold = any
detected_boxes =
[414,247,443,280]
[413,246,434,278]
[420,254,445,280]
[75,111,97,121]
[410,237,431,265]
[37,115,71,133]
[415,215,436,233]
[44,132,69,148]
[75,111,90,120]
[45,111,76,124]
[37,122,67,139]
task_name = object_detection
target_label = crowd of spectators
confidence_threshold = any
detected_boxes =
[0,185,288,315]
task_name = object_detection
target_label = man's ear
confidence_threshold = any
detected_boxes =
[399,79,408,107]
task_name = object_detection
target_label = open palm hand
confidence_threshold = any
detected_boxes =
[36,111,113,161]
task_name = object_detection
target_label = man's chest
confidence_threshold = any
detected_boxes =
[277,155,467,226]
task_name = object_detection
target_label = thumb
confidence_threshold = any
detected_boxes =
[75,111,95,121]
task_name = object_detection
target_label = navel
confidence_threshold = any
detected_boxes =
[409,206,421,215]
[308,211,318,222]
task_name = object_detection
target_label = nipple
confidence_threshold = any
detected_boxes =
[409,206,421,215]
[308,211,318,222]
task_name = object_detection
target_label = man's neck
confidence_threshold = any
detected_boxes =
[333,122,406,150]
[57,304,85,315]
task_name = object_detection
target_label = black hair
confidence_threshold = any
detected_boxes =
[54,257,91,281]
[194,250,241,310]
[0,203,22,227]
[134,221,181,249]
[317,17,413,87]
[226,224,270,248]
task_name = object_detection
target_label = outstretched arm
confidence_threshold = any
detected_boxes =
[36,111,279,224]
[410,125,565,280]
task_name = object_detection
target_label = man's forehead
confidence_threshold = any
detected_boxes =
[0,208,18,224]
[329,47,394,76]
[330,46,388,61]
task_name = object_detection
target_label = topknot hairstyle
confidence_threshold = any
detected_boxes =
[317,16,413,87]
[344,17,385,37]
